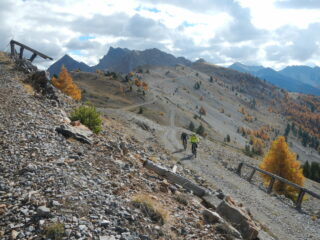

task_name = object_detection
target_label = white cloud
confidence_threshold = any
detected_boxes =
[1,0,320,69]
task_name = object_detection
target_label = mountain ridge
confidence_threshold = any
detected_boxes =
[229,62,320,96]
[48,47,192,75]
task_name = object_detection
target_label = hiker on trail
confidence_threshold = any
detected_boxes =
[181,132,188,150]
[189,134,199,158]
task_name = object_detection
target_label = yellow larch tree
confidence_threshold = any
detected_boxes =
[259,136,304,196]
[52,65,81,101]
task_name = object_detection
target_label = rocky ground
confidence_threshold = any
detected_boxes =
[0,54,245,240]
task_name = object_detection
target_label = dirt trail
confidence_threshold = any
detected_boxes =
[156,109,320,240]
[120,97,156,111]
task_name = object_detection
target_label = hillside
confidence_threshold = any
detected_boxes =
[229,62,320,96]
[2,52,320,240]
[0,52,236,240]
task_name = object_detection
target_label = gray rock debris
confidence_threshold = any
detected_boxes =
[56,124,92,144]
[36,206,51,217]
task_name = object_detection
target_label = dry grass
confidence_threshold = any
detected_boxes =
[132,194,169,224]
[174,193,188,206]
[22,83,34,95]
[43,222,65,240]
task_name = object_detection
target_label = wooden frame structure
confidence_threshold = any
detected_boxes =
[237,162,320,209]
[10,40,53,62]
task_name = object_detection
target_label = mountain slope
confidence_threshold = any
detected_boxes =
[48,47,192,75]
[280,65,320,88]
[229,62,320,96]
[47,54,92,76]
[94,47,192,73]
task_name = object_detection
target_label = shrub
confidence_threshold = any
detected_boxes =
[70,104,102,134]
[132,194,169,224]
[175,194,188,206]
[188,121,195,132]
[226,134,230,142]
[196,124,205,136]
[243,144,253,157]
[43,222,65,240]
[138,107,144,114]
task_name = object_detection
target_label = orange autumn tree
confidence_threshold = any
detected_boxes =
[259,136,304,197]
[52,65,81,101]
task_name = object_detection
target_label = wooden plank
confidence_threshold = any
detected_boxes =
[143,160,208,197]
[240,162,320,203]
[10,40,53,60]
[242,163,306,191]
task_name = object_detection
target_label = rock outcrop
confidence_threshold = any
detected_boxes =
[217,196,259,240]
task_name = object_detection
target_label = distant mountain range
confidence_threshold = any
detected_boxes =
[48,47,191,76]
[229,62,320,96]
[48,47,320,96]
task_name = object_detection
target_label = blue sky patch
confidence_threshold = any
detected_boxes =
[78,35,96,41]
[135,5,160,13]
[182,21,196,27]
[68,50,83,56]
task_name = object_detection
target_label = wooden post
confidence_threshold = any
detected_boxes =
[236,162,243,175]
[19,47,24,59]
[267,177,275,194]
[296,189,305,210]
[247,169,256,182]
[29,53,37,62]
[10,41,15,57]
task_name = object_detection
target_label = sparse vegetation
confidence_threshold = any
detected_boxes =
[188,121,195,131]
[138,106,144,114]
[303,161,320,182]
[194,82,201,90]
[174,194,188,206]
[132,194,169,225]
[43,222,65,240]
[70,103,102,134]
[196,124,205,136]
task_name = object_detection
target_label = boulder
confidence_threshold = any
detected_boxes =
[56,124,92,144]
[15,58,37,73]
[202,209,223,224]
[37,206,51,217]
[24,71,60,101]
[217,196,259,240]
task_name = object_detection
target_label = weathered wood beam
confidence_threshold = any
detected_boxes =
[19,47,24,59]
[10,40,53,60]
[238,162,320,209]
[143,160,208,197]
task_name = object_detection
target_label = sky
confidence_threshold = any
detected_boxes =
[1,0,320,70]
